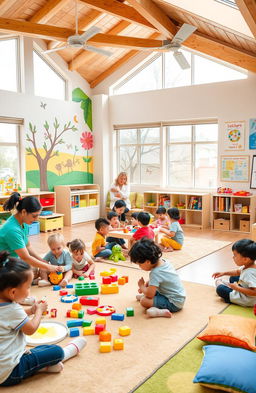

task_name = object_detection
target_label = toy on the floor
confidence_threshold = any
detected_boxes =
[75,282,99,295]
[109,245,126,262]
[61,294,78,303]
[50,308,57,318]
[49,271,63,285]
[26,321,68,346]
[100,268,116,277]
[96,305,116,316]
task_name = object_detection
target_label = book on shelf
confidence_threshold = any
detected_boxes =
[234,203,242,213]
[188,196,202,210]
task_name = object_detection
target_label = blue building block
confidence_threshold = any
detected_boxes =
[66,284,73,288]
[53,285,61,291]
[69,327,80,337]
[67,320,83,328]
[111,313,125,321]
[75,282,99,296]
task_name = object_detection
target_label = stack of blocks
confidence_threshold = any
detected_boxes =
[75,282,99,296]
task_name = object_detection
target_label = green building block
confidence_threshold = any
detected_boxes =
[82,320,93,327]
[126,307,134,317]
[78,276,85,280]
[75,282,99,296]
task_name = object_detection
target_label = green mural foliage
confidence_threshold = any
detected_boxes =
[72,88,92,131]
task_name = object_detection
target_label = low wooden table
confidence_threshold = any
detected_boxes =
[109,229,159,250]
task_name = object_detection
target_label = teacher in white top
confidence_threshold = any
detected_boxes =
[109,172,131,210]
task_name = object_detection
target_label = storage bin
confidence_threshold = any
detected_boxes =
[252,223,256,241]
[28,221,40,236]
[80,200,87,207]
[213,218,230,230]
[40,197,54,206]
[239,219,250,232]
[89,198,97,206]
[39,215,63,232]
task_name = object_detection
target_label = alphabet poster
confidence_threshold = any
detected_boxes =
[224,121,245,151]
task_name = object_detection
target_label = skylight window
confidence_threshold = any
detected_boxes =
[214,0,238,9]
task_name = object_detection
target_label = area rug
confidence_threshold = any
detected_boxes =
[133,305,254,393]
[4,264,227,393]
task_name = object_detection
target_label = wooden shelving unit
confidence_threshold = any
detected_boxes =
[55,184,100,226]
[143,191,210,230]
[212,194,256,233]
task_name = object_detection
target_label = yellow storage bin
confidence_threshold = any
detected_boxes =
[39,215,64,232]
[89,198,97,206]
[80,200,87,207]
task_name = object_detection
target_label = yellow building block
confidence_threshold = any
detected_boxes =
[101,284,119,294]
[95,317,106,325]
[70,310,78,318]
[100,268,117,277]
[99,342,112,353]
[119,326,131,336]
[72,303,82,311]
[118,277,126,285]
[99,331,111,342]
[113,339,124,350]
[83,326,95,335]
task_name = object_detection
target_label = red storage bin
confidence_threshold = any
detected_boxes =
[40,197,54,206]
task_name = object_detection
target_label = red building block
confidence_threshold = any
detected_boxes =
[110,275,118,282]
[80,296,99,306]
[95,324,105,335]
[102,277,112,284]
[59,290,68,296]
[87,307,97,315]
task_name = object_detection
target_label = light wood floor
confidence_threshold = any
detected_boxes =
[30,223,248,287]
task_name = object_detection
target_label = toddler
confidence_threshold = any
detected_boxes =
[130,212,155,247]
[106,211,127,249]
[0,251,86,386]
[39,233,73,287]
[130,212,140,230]
[112,199,127,224]
[213,239,256,306]
[92,218,115,261]
[151,207,170,228]
[67,238,95,279]
[129,238,186,318]
[159,207,184,252]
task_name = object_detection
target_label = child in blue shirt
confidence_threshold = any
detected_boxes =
[38,233,73,288]
[129,238,186,318]
[159,207,184,252]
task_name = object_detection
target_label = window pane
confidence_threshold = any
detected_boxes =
[168,125,191,142]
[141,145,160,185]
[119,146,139,183]
[33,51,66,100]
[0,123,17,142]
[0,39,18,92]
[164,50,191,88]
[119,129,137,144]
[195,143,218,188]
[115,56,162,94]
[0,146,18,179]
[168,144,192,187]
[194,54,247,85]
[140,127,160,144]
[195,124,218,141]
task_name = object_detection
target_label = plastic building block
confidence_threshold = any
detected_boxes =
[110,275,118,282]
[122,275,129,283]
[66,284,73,288]
[67,320,83,328]
[72,303,82,311]
[118,277,126,285]
[83,326,95,335]
[95,317,106,325]
[89,274,95,280]
[69,327,80,337]
[100,268,116,277]
[99,331,111,342]
[61,295,78,303]
[59,290,68,296]
[126,307,134,317]
[119,326,131,336]
[53,285,61,291]
[79,296,99,306]
[75,282,99,296]
[50,308,57,317]
[111,313,125,321]
[96,305,115,316]
[82,320,92,327]
[101,284,119,294]
[95,324,105,335]
[87,307,97,315]
[102,277,112,284]
[99,342,112,353]
[66,310,84,318]
[113,339,124,350]
[78,276,84,280]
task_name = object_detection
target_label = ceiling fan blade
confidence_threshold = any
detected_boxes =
[85,45,112,57]
[172,23,196,44]
[173,51,190,69]
[43,45,69,54]
[80,26,101,42]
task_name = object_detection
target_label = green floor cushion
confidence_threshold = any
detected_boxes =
[129,192,137,208]
[135,193,144,208]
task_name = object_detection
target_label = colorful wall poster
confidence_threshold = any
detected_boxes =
[220,155,249,182]
[224,121,245,151]
[249,119,256,149]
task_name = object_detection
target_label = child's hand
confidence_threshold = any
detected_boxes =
[212,272,223,279]
[37,301,48,313]
[229,282,238,290]
[138,277,145,288]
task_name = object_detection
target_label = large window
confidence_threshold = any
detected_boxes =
[0,38,19,92]
[0,122,21,183]
[33,51,66,100]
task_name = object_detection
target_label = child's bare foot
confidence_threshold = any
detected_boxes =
[163,247,174,252]
[59,279,68,287]
[136,294,144,301]
[146,307,172,318]
[94,257,106,262]
[121,245,128,250]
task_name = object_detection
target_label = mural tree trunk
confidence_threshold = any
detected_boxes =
[26,119,77,191]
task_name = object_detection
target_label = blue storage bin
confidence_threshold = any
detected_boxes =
[28,221,40,236]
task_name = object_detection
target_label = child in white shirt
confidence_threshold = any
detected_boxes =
[67,238,95,278]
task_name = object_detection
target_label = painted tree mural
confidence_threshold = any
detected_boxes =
[72,88,92,131]
[26,118,77,190]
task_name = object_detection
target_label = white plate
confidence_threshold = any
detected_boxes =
[26,321,68,347]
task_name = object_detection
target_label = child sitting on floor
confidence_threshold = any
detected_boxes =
[150,207,170,228]
[213,238,256,306]
[0,251,86,386]
[106,211,127,250]
[67,238,95,279]
[130,212,155,247]
[92,218,116,261]
[38,233,73,287]
[130,212,140,230]
[129,238,186,318]
[159,207,184,252]
[112,199,127,225]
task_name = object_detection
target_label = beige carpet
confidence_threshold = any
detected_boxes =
[5,263,227,393]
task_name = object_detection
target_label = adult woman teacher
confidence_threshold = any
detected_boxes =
[110,172,130,221]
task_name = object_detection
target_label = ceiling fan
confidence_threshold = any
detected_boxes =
[43,1,111,56]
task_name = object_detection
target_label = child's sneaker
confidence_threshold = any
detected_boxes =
[20,296,36,306]
[38,279,51,287]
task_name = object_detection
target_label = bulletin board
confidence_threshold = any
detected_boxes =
[220,155,250,182]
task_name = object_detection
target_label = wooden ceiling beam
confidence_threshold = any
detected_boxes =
[236,0,256,39]
[126,0,176,38]
[79,0,155,30]
[88,33,163,48]
[69,20,131,71]
[29,0,69,24]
